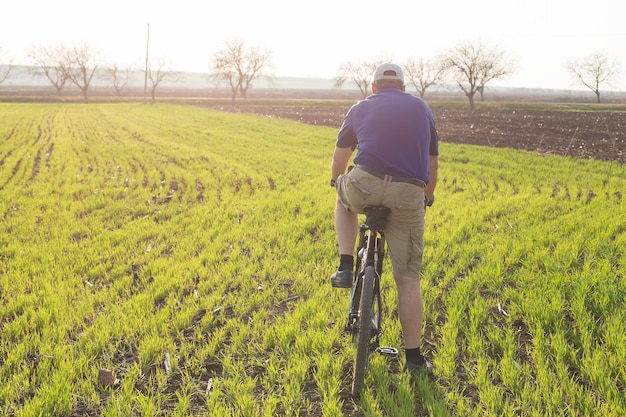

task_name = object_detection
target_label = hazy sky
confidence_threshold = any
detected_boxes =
[2,0,625,91]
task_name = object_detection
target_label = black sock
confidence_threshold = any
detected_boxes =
[338,255,354,271]
[405,347,424,365]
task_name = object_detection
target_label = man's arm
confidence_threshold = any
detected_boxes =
[331,146,354,181]
[425,155,438,203]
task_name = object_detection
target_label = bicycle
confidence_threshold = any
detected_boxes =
[343,204,397,398]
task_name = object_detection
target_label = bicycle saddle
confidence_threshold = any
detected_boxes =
[363,205,390,231]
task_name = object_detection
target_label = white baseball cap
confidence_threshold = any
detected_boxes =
[373,63,404,83]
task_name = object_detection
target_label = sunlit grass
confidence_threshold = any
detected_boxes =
[1,103,624,416]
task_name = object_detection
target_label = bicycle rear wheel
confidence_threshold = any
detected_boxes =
[351,265,376,398]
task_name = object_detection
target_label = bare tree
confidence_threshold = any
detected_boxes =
[102,63,130,96]
[27,43,69,95]
[334,59,382,98]
[212,52,238,103]
[0,66,10,84]
[211,38,272,104]
[442,40,516,111]
[145,57,181,104]
[477,85,485,101]
[566,51,620,103]
[403,57,446,98]
[61,42,102,103]
[0,44,14,84]
[237,50,271,100]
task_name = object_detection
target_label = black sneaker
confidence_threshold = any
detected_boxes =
[330,269,352,288]
[405,356,433,376]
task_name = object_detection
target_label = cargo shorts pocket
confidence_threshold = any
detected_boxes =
[393,186,421,210]
[349,176,374,196]
[405,227,424,276]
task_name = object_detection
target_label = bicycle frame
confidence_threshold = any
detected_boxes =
[345,217,386,344]
[345,206,391,398]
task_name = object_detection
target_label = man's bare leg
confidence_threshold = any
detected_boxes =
[394,273,423,349]
[335,198,358,255]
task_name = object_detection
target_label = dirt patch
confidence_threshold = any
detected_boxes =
[212,104,626,164]
[434,107,626,163]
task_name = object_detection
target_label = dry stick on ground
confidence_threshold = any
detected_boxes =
[537,133,546,152]
[564,127,580,157]
[604,120,619,156]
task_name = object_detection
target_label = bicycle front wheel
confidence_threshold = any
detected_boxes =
[351,265,376,398]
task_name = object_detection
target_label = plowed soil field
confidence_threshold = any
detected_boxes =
[215,104,626,164]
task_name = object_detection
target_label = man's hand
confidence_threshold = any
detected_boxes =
[425,195,435,208]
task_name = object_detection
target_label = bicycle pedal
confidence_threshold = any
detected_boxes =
[375,346,398,357]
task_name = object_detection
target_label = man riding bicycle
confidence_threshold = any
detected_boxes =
[330,63,439,374]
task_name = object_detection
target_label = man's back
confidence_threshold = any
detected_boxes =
[337,88,438,182]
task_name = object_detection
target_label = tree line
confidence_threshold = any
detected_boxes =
[335,42,621,109]
[0,40,621,108]
[5,42,181,104]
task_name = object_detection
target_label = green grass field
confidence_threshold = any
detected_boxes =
[1,103,624,416]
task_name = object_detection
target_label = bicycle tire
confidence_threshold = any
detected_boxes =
[351,265,376,398]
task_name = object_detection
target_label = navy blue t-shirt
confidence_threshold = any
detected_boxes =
[336,88,439,183]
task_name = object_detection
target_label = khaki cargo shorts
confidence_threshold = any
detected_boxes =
[336,166,426,278]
